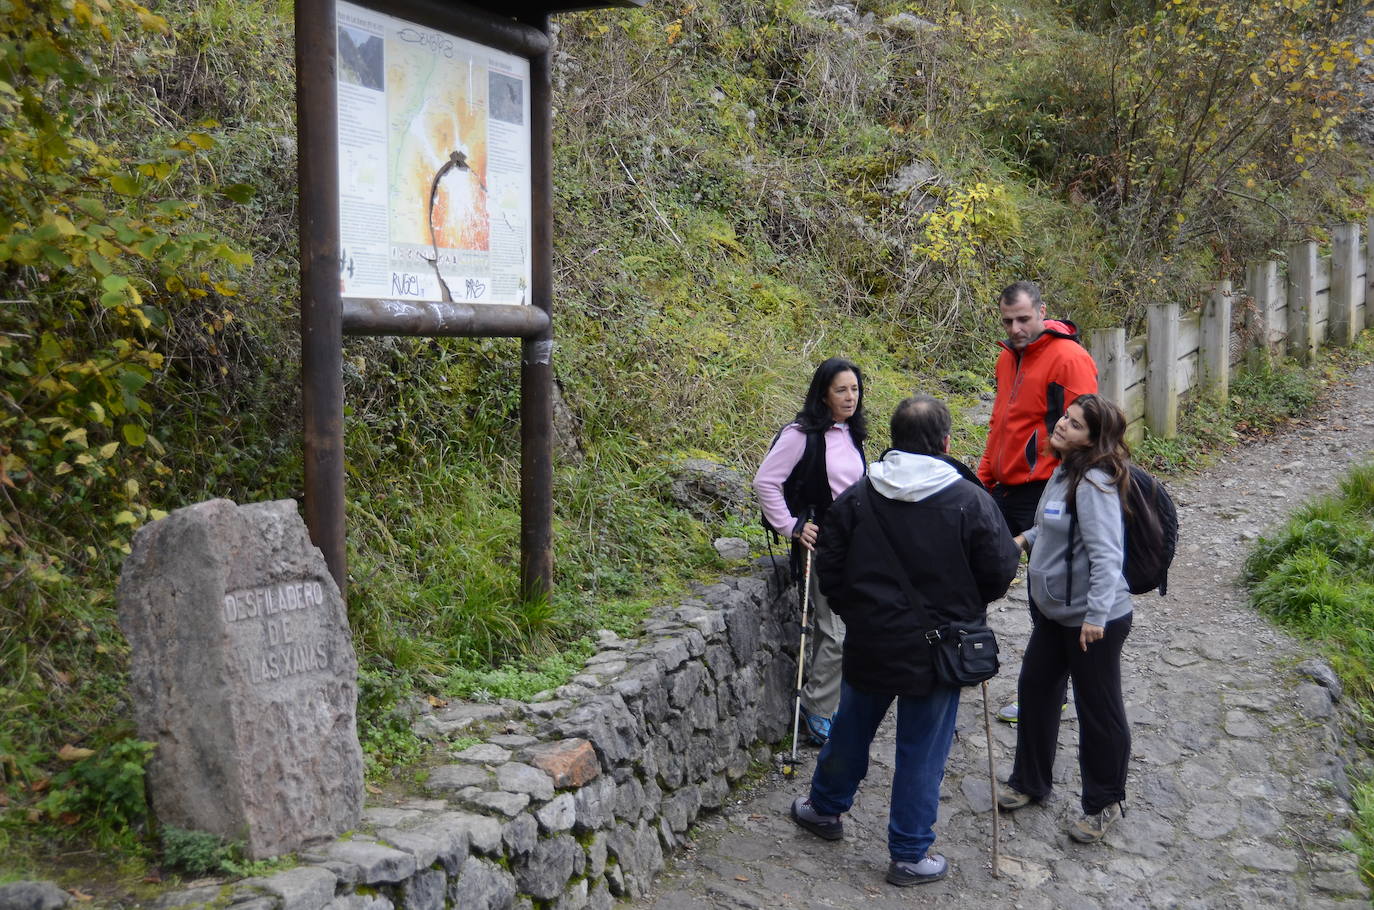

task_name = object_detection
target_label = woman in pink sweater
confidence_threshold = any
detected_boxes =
[753,358,869,745]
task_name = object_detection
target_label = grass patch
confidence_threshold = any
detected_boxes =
[1356,776,1374,892]
[1244,462,1374,888]
[340,437,718,778]
[444,641,598,703]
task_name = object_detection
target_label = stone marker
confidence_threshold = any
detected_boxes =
[117,498,363,858]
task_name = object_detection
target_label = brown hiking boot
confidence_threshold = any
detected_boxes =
[995,784,1034,811]
[1068,802,1123,843]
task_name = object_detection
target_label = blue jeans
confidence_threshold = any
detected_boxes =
[808,680,960,862]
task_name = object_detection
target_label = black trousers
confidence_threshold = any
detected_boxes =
[990,480,1048,536]
[1008,601,1132,814]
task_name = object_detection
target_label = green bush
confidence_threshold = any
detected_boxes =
[1229,360,1325,434]
[355,665,429,779]
[161,827,234,877]
[1,0,255,759]
[1244,462,1374,888]
[161,825,289,878]
[35,739,153,836]
[1355,776,1374,893]
[444,641,597,703]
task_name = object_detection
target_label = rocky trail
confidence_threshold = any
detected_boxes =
[633,364,1374,910]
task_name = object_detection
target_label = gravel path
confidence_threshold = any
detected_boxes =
[633,363,1374,909]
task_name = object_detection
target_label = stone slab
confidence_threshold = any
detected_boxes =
[117,498,363,859]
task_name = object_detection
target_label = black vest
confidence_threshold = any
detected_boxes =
[780,426,866,531]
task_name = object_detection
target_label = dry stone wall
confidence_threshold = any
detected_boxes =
[151,562,798,910]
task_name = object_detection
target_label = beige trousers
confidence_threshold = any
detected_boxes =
[800,566,845,718]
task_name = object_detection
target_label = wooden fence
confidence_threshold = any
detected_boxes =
[1089,216,1372,442]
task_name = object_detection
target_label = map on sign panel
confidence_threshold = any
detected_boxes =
[335,1,532,305]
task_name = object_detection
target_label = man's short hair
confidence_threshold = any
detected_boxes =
[891,395,951,456]
[998,280,1042,309]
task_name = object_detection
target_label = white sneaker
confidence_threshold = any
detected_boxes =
[886,854,948,886]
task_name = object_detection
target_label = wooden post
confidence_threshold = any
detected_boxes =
[1365,213,1373,333]
[1288,240,1318,363]
[1089,328,1127,412]
[1200,280,1231,404]
[1359,224,1369,334]
[1259,260,1283,357]
[1243,263,1260,369]
[520,15,555,606]
[1146,302,1179,438]
[1331,222,1360,346]
[297,0,346,594]
[1244,262,1268,368]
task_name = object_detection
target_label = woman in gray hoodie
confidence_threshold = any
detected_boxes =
[995,394,1134,843]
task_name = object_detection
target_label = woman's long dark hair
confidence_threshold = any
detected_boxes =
[1058,393,1131,515]
[794,357,867,444]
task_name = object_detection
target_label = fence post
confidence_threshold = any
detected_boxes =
[1200,280,1231,404]
[1361,221,1370,334]
[1367,213,1373,332]
[1263,260,1283,356]
[1146,302,1179,438]
[1245,261,1273,367]
[1089,327,1127,411]
[1288,240,1318,363]
[1243,262,1262,369]
[1331,222,1360,345]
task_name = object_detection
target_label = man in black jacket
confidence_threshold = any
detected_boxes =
[789,395,1019,886]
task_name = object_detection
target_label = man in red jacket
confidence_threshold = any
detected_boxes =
[978,280,1098,535]
[978,280,1097,725]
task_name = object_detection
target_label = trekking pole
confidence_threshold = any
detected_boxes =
[787,512,816,770]
[982,679,1001,878]
[788,548,813,767]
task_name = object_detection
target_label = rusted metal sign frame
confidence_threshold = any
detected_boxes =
[296,0,559,603]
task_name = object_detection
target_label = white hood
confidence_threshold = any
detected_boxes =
[867,451,961,502]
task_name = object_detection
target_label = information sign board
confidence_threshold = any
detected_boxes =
[335,2,532,305]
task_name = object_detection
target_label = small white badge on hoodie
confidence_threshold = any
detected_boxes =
[1043,500,1066,520]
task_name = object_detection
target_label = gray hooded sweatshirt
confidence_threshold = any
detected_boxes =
[1023,465,1133,627]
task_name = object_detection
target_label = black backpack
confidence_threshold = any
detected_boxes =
[757,424,822,583]
[1120,464,1178,595]
[758,424,813,543]
[1066,464,1178,598]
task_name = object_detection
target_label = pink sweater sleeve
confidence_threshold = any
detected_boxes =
[753,425,806,537]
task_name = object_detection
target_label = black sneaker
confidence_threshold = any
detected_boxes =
[885,854,948,886]
[790,795,843,840]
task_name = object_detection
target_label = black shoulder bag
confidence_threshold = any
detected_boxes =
[863,480,1000,687]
